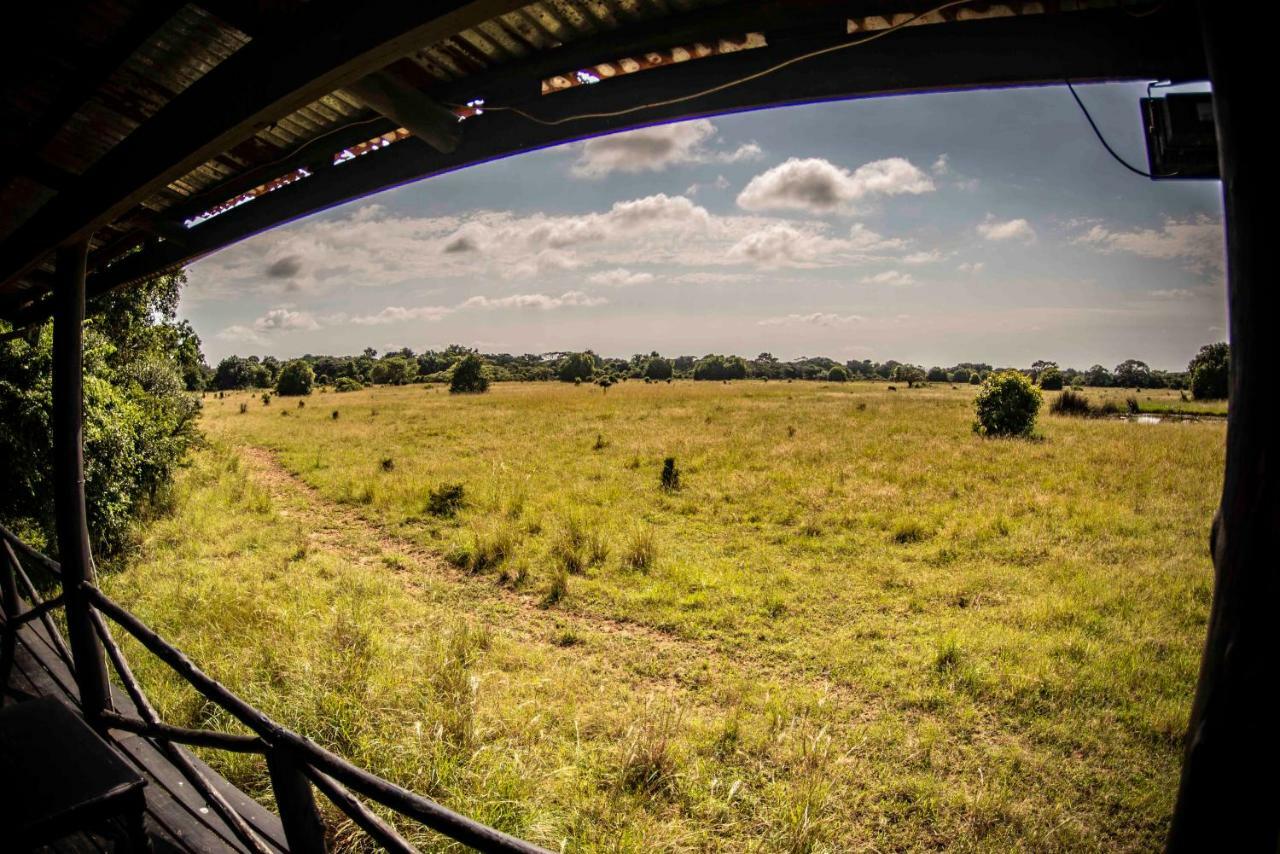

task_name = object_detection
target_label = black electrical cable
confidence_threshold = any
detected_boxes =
[1066,79,1154,179]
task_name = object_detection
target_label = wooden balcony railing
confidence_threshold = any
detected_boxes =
[1,523,548,854]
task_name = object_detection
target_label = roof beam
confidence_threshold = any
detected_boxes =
[0,0,528,291]
[0,3,1207,326]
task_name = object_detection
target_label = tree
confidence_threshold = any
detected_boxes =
[370,355,417,385]
[926,366,948,382]
[891,364,926,388]
[1084,364,1112,387]
[1038,365,1064,390]
[558,352,596,382]
[1114,359,1152,388]
[1188,342,1229,400]
[644,356,673,380]
[952,368,971,383]
[449,353,489,394]
[693,354,748,381]
[212,355,258,390]
[973,371,1042,437]
[2,273,202,556]
[276,360,315,396]
[827,366,850,382]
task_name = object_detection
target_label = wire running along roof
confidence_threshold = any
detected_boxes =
[0,0,1206,330]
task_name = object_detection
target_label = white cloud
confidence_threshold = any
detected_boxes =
[931,154,950,175]
[958,261,986,274]
[977,216,1036,242]
[758,312,864,327]
[253,308,319,331]
[737,157,934,214]
[847,223,907,252]
[727,223,851,268]
[670,271,759,285]
[587,268,655,287]
[461,291,607,310]
[859,270,916,287]
[1148,288,1197,299]
[1075,215,1224,277]
[216,324,264,343]
[349,305,453,325]
[571,120,762,178]
[902,249,944,265]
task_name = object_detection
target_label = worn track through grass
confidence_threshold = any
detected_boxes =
[238,443,822,698]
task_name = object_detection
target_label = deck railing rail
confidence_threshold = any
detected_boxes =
[0,523,549,854]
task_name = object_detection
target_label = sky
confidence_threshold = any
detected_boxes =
[183,81,1226,372]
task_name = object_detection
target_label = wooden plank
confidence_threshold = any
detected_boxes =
[7,620,288,853]
[0,0,530,290]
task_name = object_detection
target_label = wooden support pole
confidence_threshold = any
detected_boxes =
[52,239,111,720]
[1169,4,1280,851]
[268,749,328,854]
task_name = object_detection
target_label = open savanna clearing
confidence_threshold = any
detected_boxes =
[103,382,1221,851]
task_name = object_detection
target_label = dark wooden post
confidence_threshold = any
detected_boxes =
[267,749,327,853]
[1169,5,1280,851]
[52,239,111,720]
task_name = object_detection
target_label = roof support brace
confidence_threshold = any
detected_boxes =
[52,239,111,721]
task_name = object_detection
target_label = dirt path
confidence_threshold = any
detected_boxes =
[236,444,756,692]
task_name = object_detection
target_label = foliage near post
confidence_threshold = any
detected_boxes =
[1187,343,1229,400]
[973,371,1042,437]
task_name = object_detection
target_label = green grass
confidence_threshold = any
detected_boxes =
[103,381,1221,851]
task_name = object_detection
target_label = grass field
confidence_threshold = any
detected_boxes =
[102,381,1222,851]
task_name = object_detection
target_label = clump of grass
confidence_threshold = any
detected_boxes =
[380,457,395,472]
[786,425,796,438]
[553,625,581,647]
[934,634,964,673]
[426,482,465,516]
[1050,388,1093,417]
[297,400,305,409]
[261,393,271,406]
[621,525,657,572]
[239,403,248,414]
[592,433,608,451]
[459,522,517,574]
[890,518,927,544]
[331,410,339,420]
[1126,396,1141,414]
[660,457,681,491]
[617,702,683,796]
[542,566,569,607]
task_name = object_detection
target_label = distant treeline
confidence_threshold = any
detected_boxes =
[201,344,1227,396]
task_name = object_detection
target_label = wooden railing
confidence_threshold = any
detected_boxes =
[0,524,548,854]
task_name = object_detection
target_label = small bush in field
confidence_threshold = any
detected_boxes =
[276,360,314,396]
[891,518,926,544]
[660,457,681,491]
[331,410,339,420]
[381,458,394,472]
[261,392,271,406]
[334,377,363,392]
[239,402,248,414]
[427,482,465,516]
[1125,396,1141,414]
[1050,389,1093,417]
[973,371,1041,437]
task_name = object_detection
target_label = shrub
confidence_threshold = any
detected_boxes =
[542,566,569,606]
[891,518,926,543]
[660,457,681,491]
[973,370,1041,437]
[449,353,489,394]
[334,377,363,392]
[1125,396,1141,414]
[331,410,339,420]
[427,482,465,516]
[239,402,248,414]
[827,366,849,382]
[275,360,314,396]
[1050,389,1092,417]
[1038,366,1064,390]
[370,355,417,386]
[261,392,271,406]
